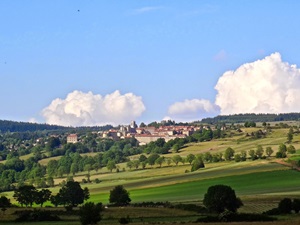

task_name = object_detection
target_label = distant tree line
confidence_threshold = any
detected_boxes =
[201,113,300,124]
[0,119,113,133]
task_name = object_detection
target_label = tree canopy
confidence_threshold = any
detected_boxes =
[79,202,103,225]
[56,181,89,209]
[13,185,37,207]
[203,185,243,213]
[109,185,131,206]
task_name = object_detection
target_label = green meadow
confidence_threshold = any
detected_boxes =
[2,126,300,224]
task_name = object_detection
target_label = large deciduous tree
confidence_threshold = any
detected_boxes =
[109,185,131,206]
[56,181,89,209]
[191,158,205,172]
[266,147,274,157]
[224,147,235,161]
[35,189,52,207]
[172,155,182,166]
[186,154,196,165]
[203,185,243,213]
[106,160,116,172]
[13,185,37,207]
[287,128,293,143]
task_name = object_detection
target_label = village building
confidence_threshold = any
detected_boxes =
[67,134,78,143]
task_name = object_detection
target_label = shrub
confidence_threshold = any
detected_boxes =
[119,216,131,224]
[173,203,207,213]
[15,210,61,222]
[191,158,205,172]
[82,179,88,183]
[264,207,281,215]
[94,178,101,184]
[197,213,276,223]
[293,199,300,213]
[278,198,292,214]
[79,202,102,225]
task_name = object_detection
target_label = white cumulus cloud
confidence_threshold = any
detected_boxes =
[42,90,146,126]
[215,52,300,115]
[167,99,220,122]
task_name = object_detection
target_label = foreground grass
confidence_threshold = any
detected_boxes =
[1,207,300,225]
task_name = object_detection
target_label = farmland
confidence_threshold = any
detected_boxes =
[1,123,300,224]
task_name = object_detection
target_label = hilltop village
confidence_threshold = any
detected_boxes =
[67,121,205,146]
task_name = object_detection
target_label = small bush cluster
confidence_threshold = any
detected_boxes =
[131,201,206,213]
[172,203,207,213]
[119,216,131,224]
[264,198,300,215]
[15,209,61,222]
[196,212,276,223]
[79,202,103,225]
[131,201,171,208]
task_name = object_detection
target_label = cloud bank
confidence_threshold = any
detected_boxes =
[42,90,145,126]
[167,99,220,121]
[215,52,300,115]
[166,52,300,121]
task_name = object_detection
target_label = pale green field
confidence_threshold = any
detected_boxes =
[3,127,300,209]
[2,127,300,225]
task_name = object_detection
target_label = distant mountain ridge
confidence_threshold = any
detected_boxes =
[201,113,300,124]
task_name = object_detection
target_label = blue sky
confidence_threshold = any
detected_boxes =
[1,1,300,126]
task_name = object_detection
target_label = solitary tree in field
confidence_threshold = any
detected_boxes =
[191,158,205,172]
[287,128,293,143]
[56,181,89,210]
[266,147,274,157]
[172,155,182,166]
[240,150,247,161]
[287,145,296,154]
[107,160,116,172]
[203,185,243,213]
[186,154,196,165]
[109,185,131,206]
[132,160,140,169]
[224,147,235,161]
[276,143,287,158]
[139,154,147,163]
[248,149,257,160]
[147,153,160,167]
[155,156,165,168]
[126,161,133,170]
[256,145,264,159]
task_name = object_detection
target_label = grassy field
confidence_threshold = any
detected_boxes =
[2,126,300,224]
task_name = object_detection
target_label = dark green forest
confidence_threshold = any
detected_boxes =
[0,120,113,133]
[201,113,300,124]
